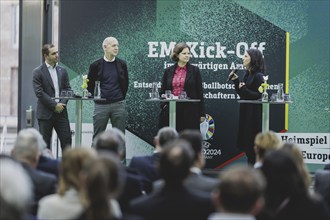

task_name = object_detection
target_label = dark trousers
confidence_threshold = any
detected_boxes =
[38,110,72,151]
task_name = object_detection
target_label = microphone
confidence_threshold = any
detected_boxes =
[227,69,238,82]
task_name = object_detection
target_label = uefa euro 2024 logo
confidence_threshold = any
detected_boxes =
[200,114,215,141]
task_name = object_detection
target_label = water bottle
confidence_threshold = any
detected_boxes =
[94,81,101,99]
[276,83,284,102]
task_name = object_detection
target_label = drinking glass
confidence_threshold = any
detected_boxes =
[270,93,277,102]
[284,94,291,102]
[276,83,284,102]
[179,91,187,99]
[60,90,67,97]
[151,82,159,99]
[67,90,73,97]
[94,81,101,99]
[165,90,172,99]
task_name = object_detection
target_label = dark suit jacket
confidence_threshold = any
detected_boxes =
[36,155,60,178]
[129,153,161,193]
[32,63,71,120]
[153,171,219,194]
[118,167,144,214]
[184,172,219,193]
[314,169,330,209]
[276,193,330,220]
[130,184,214,220]
[87,57,129,100]
[21,163,57,215]
[159,62,205,131]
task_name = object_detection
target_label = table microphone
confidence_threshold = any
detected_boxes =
[227,69,238,82]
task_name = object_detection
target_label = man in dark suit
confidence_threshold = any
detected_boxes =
[87,37,129,144]
[180,129,219,193]
[129,126,178,193]
[130,139,214,220]
[11,129,57,216]
[32,44,72,151]
[153,129,219,194]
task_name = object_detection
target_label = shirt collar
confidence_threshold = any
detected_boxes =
[190,167,202,174]
[104,56,116,62]
[45,61,57,69]
[176,64,187,70]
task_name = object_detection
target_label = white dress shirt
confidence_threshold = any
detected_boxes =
[46,62,59,102]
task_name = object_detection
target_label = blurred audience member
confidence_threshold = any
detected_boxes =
[11,129,57,216]
[180,129,219,193]
[153,129,218,194]
[94,128,144,213]
[261,150,329,220]
[79,153,125,220]
[130,139,214,220]
[281,143,311,191]
[208,165,266,220]
[253,130,282,169]
[37,147,97,219]
[314,168,330,211]
[129,126,178,193]
[0,155,33,220]
[23,128,61,177]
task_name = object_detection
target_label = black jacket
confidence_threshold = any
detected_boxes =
[87,57,129,100]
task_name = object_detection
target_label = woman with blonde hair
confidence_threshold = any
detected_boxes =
[253,130,282,169]
[37,147,97,219]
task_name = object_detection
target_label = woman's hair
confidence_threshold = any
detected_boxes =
[254,130,282,160]
[261,150,307,212]
[280,143,311,190]
[246,48,265,74]
[58,148,97,195]
[81,153,124,220]
[171,42,190,62]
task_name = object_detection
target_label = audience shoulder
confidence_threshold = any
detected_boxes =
[0,156,33,209]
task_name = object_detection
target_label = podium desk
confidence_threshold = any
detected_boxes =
[238,100,292,132]
[146,98,200,129]
[53,97,105,146]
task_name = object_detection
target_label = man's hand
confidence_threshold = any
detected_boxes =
[54,103,66,113]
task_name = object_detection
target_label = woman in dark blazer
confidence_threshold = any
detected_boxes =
[228,48,265,164]
[159,42,205,132]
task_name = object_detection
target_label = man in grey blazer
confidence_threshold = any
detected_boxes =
[32,44,72,151]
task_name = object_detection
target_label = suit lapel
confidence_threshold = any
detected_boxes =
[41,63,55,90]
[97,59,103,80]
[184,63,193,85]
[167,64,176,88]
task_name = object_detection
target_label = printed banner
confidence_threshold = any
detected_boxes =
[60,0,287,168]
[277,133,330,164]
